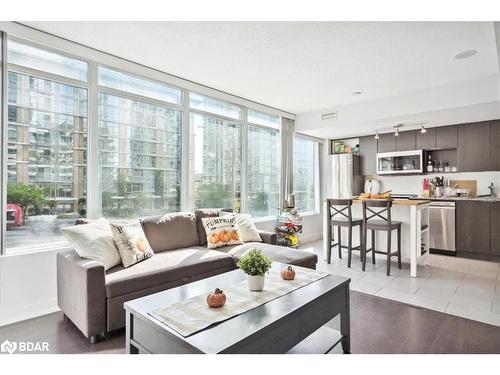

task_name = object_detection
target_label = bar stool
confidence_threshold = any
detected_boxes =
[326,199,364,267]
[361,200,402,276]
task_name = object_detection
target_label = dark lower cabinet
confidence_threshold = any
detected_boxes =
[491,202,500,256]
[456,201,490,257]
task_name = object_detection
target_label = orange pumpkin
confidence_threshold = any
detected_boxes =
[136,237,147,253]
[207,288,226,308]
[281,266,296,280]
[221,230,231,243]
[231,230,240,241]
[210,233,220,244]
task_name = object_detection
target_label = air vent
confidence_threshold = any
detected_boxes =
[321,111,337,121]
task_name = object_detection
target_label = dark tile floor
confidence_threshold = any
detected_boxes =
[1,291,500,354]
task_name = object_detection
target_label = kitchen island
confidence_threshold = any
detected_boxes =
[323,199,430,277]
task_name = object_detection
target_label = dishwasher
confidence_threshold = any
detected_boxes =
[429,201,456,254]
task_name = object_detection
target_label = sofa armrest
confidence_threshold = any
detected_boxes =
[258,230,277,245]
[57,249,107,338]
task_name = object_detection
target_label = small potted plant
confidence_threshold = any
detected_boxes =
[237,248,272,291]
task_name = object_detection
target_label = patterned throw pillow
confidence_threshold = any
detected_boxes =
[201,216,243,249]
[109,221,154,268]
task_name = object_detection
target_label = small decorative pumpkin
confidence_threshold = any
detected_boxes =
[207,288,226,308]
[281,266,296,280]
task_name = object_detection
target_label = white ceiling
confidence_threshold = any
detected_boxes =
[22,21,499,115]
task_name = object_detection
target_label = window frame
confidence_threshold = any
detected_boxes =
[0,26,296,255]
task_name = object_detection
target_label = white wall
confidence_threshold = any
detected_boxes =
[0,250,59,326]
[372,171,500,196]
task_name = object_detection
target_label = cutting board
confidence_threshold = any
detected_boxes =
[448,180,477,197]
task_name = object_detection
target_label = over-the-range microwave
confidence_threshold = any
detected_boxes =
[376,150,424,175]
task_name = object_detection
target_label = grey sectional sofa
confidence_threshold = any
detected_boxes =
[57,209,317,343]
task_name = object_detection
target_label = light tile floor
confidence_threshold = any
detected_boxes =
[299,240,500,327]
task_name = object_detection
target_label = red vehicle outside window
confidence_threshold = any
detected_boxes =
[6,203,22,228]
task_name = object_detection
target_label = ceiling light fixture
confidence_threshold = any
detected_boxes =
[394,128,399,136]
[454,50,478,60]
[352,91,363,96]
[374,131,380,140]
[420,125,427,134]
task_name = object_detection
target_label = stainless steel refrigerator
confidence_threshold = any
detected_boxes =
[322,154,363,260]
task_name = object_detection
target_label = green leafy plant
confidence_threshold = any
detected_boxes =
[7,182,48,225]
[237,248,272,276]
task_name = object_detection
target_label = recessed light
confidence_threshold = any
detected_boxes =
[352,91,363,96]
[454,50,478,60]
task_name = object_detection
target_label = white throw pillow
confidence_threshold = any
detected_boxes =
[219,212,262,243]
[201,216,244,249]
[109,221,154,268]
[62,218,122,271]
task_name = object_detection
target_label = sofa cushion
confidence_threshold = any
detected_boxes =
[141,212,199,253]
[194,208,233,246]
[104,247,235,298]
[218,242,318,270]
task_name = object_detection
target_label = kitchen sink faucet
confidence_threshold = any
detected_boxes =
[488,182,496,198]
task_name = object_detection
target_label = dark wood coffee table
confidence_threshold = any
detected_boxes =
[124,263,350,354]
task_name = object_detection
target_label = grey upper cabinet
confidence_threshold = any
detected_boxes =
[458,122,490,172]
[416,127,436,149]
[436,125,458,149]
[490,120,500,171]
[456,201,490,256]
[491,202,500,256]
[377,134,396,153]
[396,130,416,151]
[359,135,377,176]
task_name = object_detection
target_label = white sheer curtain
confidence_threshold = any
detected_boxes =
[280,117,294,209]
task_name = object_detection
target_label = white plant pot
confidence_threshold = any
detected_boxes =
[247,274,265,291]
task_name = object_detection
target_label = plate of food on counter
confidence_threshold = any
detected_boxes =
[358,191,392,200]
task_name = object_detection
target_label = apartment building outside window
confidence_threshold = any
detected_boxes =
[188,93,242,211]
[246,110,280,218]
[5,40,89,254]
[0,35,294,255]
[97,67,183,218]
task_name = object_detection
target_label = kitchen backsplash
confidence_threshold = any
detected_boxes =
[368,171,500,196]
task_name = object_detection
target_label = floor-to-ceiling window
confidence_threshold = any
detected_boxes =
[97,67,182,218]
[5,40,88,253]
[246,110,280,218]
[293,136,320,213]
[188,93,242,211]
[0,32,294,255]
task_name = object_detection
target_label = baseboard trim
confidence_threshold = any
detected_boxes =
[0,300,60,327]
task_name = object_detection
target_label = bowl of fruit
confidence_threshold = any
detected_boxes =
[359,191,392,200]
